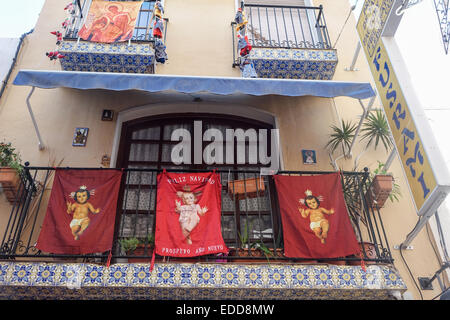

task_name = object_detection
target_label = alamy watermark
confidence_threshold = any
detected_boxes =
[170,121,280,175]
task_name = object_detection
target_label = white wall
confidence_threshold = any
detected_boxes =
[0,38,20,84]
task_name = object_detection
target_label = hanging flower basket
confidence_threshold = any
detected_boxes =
[227,177,265,199]
[0,142,23,205]
[0,167,22,204]
[365,174,393,208]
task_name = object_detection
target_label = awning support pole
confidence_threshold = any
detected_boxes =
[26,86,45,150]
[345,41,361,71]
[384,146,397,171]
[401,214,432,249]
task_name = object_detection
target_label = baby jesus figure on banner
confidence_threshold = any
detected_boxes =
[67,186,100,240]
[175,186,208,245]
[298,189,334,244]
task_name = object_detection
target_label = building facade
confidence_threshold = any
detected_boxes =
[0,0,446,300]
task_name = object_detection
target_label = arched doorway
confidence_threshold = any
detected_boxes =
[114,113,280,251]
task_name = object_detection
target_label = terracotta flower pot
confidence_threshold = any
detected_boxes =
[126,244,154,263]
[229,247,264,263]
[365,175,393,208]
[228,177,265,199]
[0,167,21,204]
[347,242,377,265]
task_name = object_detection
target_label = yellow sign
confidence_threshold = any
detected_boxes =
[357,0,437,212]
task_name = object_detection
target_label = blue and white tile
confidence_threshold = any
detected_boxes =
[8,263,36,286]
[82,264,106,286]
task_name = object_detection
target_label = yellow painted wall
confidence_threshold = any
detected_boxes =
[157,0,240,77]
[0,0,446,299]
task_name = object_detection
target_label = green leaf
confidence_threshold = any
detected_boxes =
[360,110,393,152]
[326,120,357,155]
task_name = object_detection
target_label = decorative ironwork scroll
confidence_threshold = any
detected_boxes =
[434,0,449,54]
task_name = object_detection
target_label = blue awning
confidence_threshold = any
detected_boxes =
[13,69,375,99]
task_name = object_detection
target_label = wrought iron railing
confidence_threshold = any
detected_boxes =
[0,166,393,265]
[434,0,449,54]
[235,4,332,50]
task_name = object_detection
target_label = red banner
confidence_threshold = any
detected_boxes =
[155,171,228,257]
[36,170,122,254]
[274,173,359,259]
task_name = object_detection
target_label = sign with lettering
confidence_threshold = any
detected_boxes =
[357,0,395,57]
[357,0,438,214]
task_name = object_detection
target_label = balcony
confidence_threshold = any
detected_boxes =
[233,4,337,80]
[0,166,406,299]
[57,0,166,73]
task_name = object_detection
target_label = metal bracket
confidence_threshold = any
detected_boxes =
[344,42,361,72]
[393,244,414,250]
[26,86,45,150]
[434,0,450,54]
[418,277,434,290]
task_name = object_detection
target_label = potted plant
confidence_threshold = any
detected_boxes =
[133,233,155,262]
[347,241,378,266]
[360,109,393,153]
[118,237,140,259]
[0,141,24,204]
[231,222,261,262]
[251,241,286,263]
[227,176,265,200]
[365,161,401,208]
[119,234,157,263]
[351,108,394,166]
[326,120,357,157]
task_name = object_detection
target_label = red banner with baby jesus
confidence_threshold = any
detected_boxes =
[35,169,122,254]
[274,173,360,259]
[155,170,228,257]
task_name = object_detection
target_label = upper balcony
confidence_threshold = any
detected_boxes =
[0,166,406,300]
[233,4,337,80]
[57,0,166,73]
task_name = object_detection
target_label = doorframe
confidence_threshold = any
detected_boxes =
[110,101,283,169]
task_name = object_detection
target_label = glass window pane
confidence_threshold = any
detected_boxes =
[128,143,159,162]
[132,127,160,140]
[241,215,273,241]
[161,144,177,162]
[122,188,156,211]
[163,123,192,140]
[126,165,158,185]
[221,215,237,242]
[119,214,154,238]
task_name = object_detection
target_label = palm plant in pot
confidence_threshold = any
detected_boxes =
[356,109,394,165]
[325,120,357,160]
[0,142,24,204]
[358,110,400,208]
